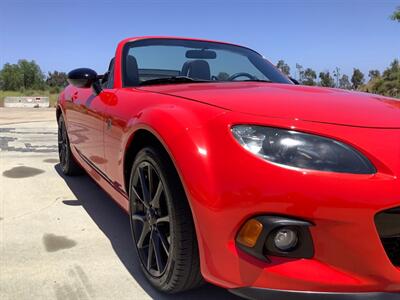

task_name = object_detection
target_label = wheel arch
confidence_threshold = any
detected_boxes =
[56,89,69,123]
[121,106,220,204]
[123,128,169,194]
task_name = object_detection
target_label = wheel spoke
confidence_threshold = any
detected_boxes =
[147,233,154,270]
[156,215,170,224]
[137,222,151,249]
[131,186,148,208]
[150,181,163,208]
[152,233,165,272]
[131,213,145,223]
[155,229,170,255]
[138,167,150,203]
[147,165,153,199]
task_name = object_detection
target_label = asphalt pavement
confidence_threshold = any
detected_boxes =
[0,108,241,300]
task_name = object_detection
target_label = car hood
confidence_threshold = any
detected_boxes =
[139,82,400,128]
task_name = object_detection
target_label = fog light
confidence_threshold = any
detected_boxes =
[273,228,298,251]
[237,219,263,248]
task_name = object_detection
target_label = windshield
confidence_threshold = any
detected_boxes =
[122,39,292,86]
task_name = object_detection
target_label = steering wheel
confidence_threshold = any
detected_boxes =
[227,72,257,81]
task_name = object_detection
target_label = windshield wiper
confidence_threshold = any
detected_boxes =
[139,76,210,86]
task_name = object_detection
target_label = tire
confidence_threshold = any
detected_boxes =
[128,146,204,293]
[58,115,83,176]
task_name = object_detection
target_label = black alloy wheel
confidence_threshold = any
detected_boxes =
[130,160,171,277]
[129,147,203,293]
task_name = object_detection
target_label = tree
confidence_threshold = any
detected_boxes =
[339,74,352,90]
[0,63,23,90]
[46,71,68,88]
[295,63,304,83]
[302,68,317,86]
[361,60,400,98]
[333,67,340,87]
[351,68,365,89]
[0,60,45,90]
[276,60,290,76]
[319,71,335,87]
[380,59,400,97]
[391,6,400,22]
[368,70,381,80]
[0,59,45,91]
[383,59,399,77]
[18,59,45,90]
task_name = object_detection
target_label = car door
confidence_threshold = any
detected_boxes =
[102,88,145,196]
[101,58,132,194]
[65,81,107,174]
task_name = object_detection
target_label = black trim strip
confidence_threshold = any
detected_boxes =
[375,206,400,267]
[229,287,400,300]
[76,148,128,199]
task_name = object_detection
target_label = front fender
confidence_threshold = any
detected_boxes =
[122,103,227,276]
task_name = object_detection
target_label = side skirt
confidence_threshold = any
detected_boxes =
[73,147,130,212]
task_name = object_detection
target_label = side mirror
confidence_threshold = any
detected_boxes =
[67,68,103,94]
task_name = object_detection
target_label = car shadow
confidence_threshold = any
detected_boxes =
[54,165,242,300]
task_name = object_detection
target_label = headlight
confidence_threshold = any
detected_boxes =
[231,125,375,174]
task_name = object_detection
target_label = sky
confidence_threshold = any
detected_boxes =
[0,0,399,78]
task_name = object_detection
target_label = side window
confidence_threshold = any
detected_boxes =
[102,58,115,89]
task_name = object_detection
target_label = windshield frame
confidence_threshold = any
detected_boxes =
[121,38,292,87]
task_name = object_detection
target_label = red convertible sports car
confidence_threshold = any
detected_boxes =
[58,36,400,299]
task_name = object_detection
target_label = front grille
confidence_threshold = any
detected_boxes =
[375,207,400,266]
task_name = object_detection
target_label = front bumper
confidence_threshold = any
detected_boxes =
[229,287,400,300]
[175,112,400,293]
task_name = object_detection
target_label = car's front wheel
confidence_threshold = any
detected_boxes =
[129,146,203,293]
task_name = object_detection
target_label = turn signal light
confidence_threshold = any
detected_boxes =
[236,219,263,247]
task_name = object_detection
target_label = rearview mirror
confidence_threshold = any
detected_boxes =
[67,68,103,94]
[186,49,217,59]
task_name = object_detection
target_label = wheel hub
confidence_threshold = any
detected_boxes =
[146,208,157,226]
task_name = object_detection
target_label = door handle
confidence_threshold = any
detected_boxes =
[71,91,78,102]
